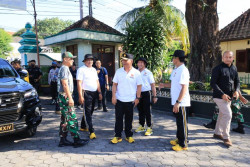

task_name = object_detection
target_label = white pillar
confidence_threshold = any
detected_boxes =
[78,42,92,67]
[114,44,121,71]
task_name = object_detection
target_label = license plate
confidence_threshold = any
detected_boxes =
[0,123,14,133]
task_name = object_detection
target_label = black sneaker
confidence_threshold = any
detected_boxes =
[103,108,108,112]
[203,120,216,129]
[232,127,245,134]
[58,137,73,147]
[73,137,89,148]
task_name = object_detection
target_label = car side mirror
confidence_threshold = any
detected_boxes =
[19,71,28,78]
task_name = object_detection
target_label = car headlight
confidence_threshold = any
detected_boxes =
[24,88,38,99]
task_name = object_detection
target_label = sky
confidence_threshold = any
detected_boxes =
[0,0,249,32]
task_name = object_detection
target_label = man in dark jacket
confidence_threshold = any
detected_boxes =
[27,60,43,91]
[210,51,240,147]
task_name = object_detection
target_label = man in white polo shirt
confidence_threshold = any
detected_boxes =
[135,57,157,136]
[77,54,102,140]
[111,53,143,144]
[159,50,190,151]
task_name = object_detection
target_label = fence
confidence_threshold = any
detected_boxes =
[240,74,250,85]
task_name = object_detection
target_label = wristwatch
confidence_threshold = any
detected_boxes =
[136,97,141,100]
[176,100,181,104]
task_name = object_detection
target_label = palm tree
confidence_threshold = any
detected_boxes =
[116,0,189,52]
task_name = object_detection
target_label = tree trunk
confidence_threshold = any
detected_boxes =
[185,0,221,81]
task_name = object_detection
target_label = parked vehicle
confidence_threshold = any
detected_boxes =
[0,58,42,137]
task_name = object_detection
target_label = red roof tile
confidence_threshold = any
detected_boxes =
[219,9,250,42]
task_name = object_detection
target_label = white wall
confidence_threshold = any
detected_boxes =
[45,30,122,46]
[40,56,53,66]
[25,53,38,65]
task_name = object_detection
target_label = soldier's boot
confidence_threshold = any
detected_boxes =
[232,123,245,134]
[58,137,73,147]
[73,137,89,148]
[203,120,216,129]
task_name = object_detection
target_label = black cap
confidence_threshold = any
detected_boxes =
[28,60,36,63]
[121,53,134,60]
[83,54,94,62]
[171,50,187,58]
[136,57,147,65]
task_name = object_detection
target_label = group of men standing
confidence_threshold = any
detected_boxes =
[56,49,247,150]
[57,52,111,147]
[11,46,246,151]
[56,51,159,148]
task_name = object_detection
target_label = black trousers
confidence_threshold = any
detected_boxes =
[174,106,188,147]
[80,90,97,133]
[97,85,107,109]
[72,84,78,106]
[137,91,152,127]
[50,81,58,100]
[31,82,40,92]
[115,100,134,138]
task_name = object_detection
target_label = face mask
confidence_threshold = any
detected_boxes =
[31,64,35,67]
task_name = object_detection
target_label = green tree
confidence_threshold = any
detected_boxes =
[0,29,12,58]
[13,17,74,39]
[123,11,166,75]
[14,18,74,53]
[36,17,73,39]
[116,0,189,53]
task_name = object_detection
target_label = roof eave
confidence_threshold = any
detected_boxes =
[44,28,125,39]
[220,36,250,42]
[44,38,122,46]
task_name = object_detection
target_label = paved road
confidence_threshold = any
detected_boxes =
[0,96,250,167]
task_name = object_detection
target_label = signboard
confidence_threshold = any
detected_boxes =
[0,0,26,10]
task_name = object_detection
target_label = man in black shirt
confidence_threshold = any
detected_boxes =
[210,51,240,147]
[70,63,79,107]
[27,60,43,91]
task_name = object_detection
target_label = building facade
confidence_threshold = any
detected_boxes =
[44,16,124,82]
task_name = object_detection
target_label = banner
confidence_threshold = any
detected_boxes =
[0,0,26,10]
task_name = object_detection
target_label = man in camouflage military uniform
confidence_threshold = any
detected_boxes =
[57,52,89,148]
[204,91,248,134]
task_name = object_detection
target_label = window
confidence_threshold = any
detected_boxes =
[0,60,17,78]
[236,49,250,72]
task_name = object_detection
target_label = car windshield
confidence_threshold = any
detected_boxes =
[0,60,17,78]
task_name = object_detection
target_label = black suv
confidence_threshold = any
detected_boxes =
[0,58,42,137]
